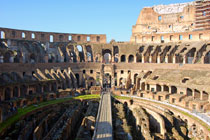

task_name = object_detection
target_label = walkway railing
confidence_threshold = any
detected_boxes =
[120,94,210,126]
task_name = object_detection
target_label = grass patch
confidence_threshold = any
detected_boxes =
[0,94,100,133]
[112,95,132,100]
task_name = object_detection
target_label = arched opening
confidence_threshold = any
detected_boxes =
[1,31,5,39]
[48,53,56,63]
[194,89,200,99]
[186,48,196,64]
[134,74,138,85]
[156,84,161,92]
[44,85,49,92]
[89,77,95,87]
[36,84,42,93]
[68,45,77,62]
[128,55,134,63]
[163,85,169,92]
[5,87,11,100]
[20,85,27,97]
[13,86,19,98]
[136,53,142,62]
[51,82,57,92]
[119,77,124,88]
[141,82,145,91]
[30,53,36,63]
[77,45,84,62]
[3,51,12,63]
[204,51,210,64]
[113,46,119,63]
[202,91,209,101]
[86,45,93,62]
[171,86,177,94]
[187,88,192,96]
[121,55,126,62]
[103,49,112,63]
[104,73,111,88]
[75,73,80,87]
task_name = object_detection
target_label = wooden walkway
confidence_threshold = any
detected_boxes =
[93,91,112,140]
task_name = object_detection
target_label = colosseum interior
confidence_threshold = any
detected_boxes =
[0,0,210,140]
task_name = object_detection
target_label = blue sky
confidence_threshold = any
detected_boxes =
[0,0,193,42]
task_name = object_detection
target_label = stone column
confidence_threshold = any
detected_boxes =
[200,55,205,64]
[18,87,21,97]
[10,56,14,63]
[0,56,3,63]
[142,56,145,63]
[149,56,152,63]
[157,55,161,63]
[200,91,204,101]
[165,55,168,63]
[161,85,164,92]
[173,55,176,64]
[169,86,172,94]
[183,55,186,64]
[192,89,195,98]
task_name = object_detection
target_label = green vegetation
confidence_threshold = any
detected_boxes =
[112,95,132,100]
[0,94,100,133]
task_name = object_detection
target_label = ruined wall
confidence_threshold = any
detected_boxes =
[0,27,106,43]
[131,1,210,43]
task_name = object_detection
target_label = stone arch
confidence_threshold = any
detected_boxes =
[186,48,196,64]
[119,77,124,87]
[20,85,27,97]
[202,91,209,101]
[86,45,93,62]
[104,73,111,88]
[89,77,95,87]
[75,73,80,87]
[43,84,49,92]
[30,53,36,63]
[128,54,134,63]
[194,89,200,99]
[5,87,11,100]
[156,84,161,92]
[171,86,177,94]
[120,55,126,62]
[1,31,6,39]
[187,88,192,96]
[113,46,119,63]
[134,73,138,85]
[102,49,112,63]
[141,82,145,91]
[36,84,42,93]
[51,82,57,92]
[13,86,19,98]
[204,51,210,64]
[163,85,169,92]
[77,45,84,62]
[3,51,13,63]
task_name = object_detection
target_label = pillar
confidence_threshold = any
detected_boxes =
[157,55,161,63]
[173,55,176,64]
[169,86,172,94]
[0,56,3,63]
[165,55,168,63]
[192,89,195,98]
[183,55,186,64]
[161,85,164,92]
[149,56,152,63]
[142,56,145,63]
[200,91,204,101]
[9,56,14,63]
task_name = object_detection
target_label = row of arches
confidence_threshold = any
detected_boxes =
[1,82,61,101]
